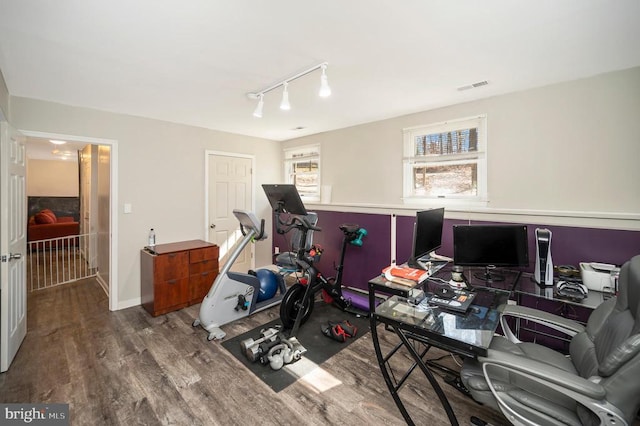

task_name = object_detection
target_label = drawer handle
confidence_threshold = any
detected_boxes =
[168,253,177,258]
[168,279,177,284]
[201,272,209,277]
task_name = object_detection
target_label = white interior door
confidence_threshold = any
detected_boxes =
[0,122,27,372]
[207,154,253,273]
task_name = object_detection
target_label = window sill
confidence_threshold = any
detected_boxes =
[402,196,489,208]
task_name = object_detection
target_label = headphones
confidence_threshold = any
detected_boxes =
[556,280,588,300]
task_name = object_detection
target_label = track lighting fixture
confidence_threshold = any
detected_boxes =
[248,62,330,118]
[253,93,264,118]
[280,82,291,110]
[319,64,331,97]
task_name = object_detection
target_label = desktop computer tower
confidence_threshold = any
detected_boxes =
[534,228,553,286]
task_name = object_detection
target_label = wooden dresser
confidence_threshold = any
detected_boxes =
[140,240,219,316]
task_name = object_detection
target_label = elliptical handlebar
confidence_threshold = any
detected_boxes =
[239,218,266,240]
[233,209,268,241]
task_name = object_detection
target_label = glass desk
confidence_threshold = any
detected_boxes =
[369,275,508,426]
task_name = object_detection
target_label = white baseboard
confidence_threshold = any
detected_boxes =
[117,297,142,310]
[96,271,141,311]
[96,273,108,295]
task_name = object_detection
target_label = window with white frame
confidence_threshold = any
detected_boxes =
[403,115,487,204]
[284,144,320,201]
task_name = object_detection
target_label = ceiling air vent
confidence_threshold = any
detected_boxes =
[457,80,489,91]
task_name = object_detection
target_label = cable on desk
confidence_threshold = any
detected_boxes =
[426,276,449,285]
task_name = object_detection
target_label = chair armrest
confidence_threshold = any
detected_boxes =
[479,349,605,400]
[500,304,585,343]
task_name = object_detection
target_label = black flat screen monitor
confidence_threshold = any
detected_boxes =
[453,224,529,282]
[408,208,445,268]
[262,184,307,215]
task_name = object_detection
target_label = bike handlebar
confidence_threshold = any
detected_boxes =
[276,213,322,234]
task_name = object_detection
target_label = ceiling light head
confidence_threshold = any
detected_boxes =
[319,64,331,97]
[253,94,264,118]
[50,139,67,145]
[280,82,291,110]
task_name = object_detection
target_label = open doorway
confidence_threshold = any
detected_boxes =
[22,131,118,310]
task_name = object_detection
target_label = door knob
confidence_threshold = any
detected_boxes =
[1,253,21,262]
[210,224,216,229]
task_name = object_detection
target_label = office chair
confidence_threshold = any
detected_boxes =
[274,212,318,273]
[461,255,640,425]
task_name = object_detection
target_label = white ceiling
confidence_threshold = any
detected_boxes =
[1,0,639,144]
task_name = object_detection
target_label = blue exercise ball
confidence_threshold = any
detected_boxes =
[256,269,279,302]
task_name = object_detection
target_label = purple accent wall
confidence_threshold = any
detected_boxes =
[274,211,639,290]
[272,211,391,291]
[397,215,640,272]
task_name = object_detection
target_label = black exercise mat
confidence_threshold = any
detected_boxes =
[221,302,370,393]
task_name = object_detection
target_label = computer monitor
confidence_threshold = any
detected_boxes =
[262,184,307,215]
[453,224,529,282]
[408,208,445,268]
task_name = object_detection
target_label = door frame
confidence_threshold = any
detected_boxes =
[20,130,120,311]
[204,150,256,269]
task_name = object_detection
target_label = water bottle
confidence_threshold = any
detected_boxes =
[148,228,156,247]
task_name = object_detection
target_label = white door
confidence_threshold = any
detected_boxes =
[0,122,27,372]
[207,154,253,273]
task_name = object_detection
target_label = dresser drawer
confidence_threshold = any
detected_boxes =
[189,258,218,275]
[189,270,217,303]
[154,277,189,311]
[155,252,189,281]
[190,246,219,263]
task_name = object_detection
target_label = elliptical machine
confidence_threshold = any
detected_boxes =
[193,209,286,341]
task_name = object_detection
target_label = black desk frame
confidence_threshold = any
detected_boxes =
[368,275,508,426]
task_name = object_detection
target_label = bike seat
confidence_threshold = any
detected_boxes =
[339,223,360,234]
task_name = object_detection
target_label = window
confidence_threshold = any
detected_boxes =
[403,115,487,204]
[284,144,320,201]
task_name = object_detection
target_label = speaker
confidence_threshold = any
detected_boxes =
[534,228,553,286]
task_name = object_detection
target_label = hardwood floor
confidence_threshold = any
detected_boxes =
[0,278,509,425]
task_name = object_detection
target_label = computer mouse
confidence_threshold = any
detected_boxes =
[469,306,481,314]
[435,287,456,299]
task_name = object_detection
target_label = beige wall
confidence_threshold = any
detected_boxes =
[10,98,282,306]
[0,67,8,120]
[284,67,640,228]
[27,159,79,197]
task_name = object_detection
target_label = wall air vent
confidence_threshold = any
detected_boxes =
[457,80,489,91]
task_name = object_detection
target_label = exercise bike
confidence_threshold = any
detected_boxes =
[275,212,368,337]
[192,209,286,341]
